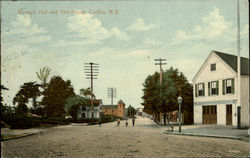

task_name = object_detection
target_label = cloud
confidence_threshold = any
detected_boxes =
[2,44,37,63]
[127,18,159,31]
[110,27,129,40]
[62,12,129,45]
[171,7,233,44]
[137,38,163,49]
[5,14,51,43]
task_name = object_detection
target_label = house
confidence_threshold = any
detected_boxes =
[77,99,103,119]
[102,100,125,118]
[193,50,249,127]
[137,108,143,116]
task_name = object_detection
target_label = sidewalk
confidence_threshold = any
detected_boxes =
[1,127,45,141]
[164,125,250,141]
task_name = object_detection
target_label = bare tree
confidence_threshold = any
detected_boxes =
[36,66,51,86]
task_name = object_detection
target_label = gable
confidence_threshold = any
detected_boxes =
[193,51,236,83]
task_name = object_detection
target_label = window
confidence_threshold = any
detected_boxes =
[211,81,218,95]
[226,79,232,93]
[198,83,204,96]
[223,78,234,94]
[81,113,85,118]
[82,106,86,111]
[211,64,216,71]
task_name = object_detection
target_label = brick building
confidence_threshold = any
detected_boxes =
[102,100,125,118]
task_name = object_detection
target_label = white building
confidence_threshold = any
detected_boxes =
[193,50,249,127]
[77,99,103,119]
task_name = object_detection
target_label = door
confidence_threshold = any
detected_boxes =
[202,105,217,124]
[226,104,232,125]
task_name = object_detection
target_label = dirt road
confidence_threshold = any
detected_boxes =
[1,117,249,157]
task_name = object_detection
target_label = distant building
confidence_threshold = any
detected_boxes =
[137,108,143,116]
[102,100,125,118]
[77,99,103,119]
[193,51,249,127]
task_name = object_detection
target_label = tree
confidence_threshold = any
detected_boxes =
[127,105,136,117]
[36,66,51,87]
[79,87,95,98]
[141,67,193,125]
[16,103,28,114]
[64,95,90,120]
[141,72,162,122]
[42,76,75,117]
[13,82,41,109]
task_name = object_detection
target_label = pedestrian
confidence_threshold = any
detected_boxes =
[132,118,135,127]
[117,119,120,126]
[99,119,101,127]
[126,120,128,127]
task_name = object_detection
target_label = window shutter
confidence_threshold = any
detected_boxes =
[216,80,219,95]
[195,84,197,97]
[222,79,225,95]
[231,78,235,94]
[202,83,205,96]
[208,82,210,96]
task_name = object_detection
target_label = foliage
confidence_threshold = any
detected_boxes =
[36,66,52,86]
[64,95,91,120]
[127,105,136,117]
[141,67,193,124]
[79,87,95,98]
[42,76,75,117]
[3,114,40,129]
[16,103,28,114]
[1,104,14,127]
[30,107,45,116]
[64,95,90,113]
[13,82,41,109]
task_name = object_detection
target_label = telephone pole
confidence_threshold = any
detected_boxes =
[85,62,99,123]
[236,0,241,128]
[155,58,166,123]
[108,87,117,120]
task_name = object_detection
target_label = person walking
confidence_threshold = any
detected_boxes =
[132,118,135,127]
[126,120,128,127]
[117,119,120,127]
[99,119,101,127]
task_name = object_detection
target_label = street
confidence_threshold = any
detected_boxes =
[1,117,249,158]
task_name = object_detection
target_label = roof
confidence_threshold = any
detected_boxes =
[103,105,118,109]
[214,51,249,75]
[118,99,125,105]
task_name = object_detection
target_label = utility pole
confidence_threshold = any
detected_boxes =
[155,58,166,123]
[108,87,117,120]
[236,0,241,128]
[85,62,99,123]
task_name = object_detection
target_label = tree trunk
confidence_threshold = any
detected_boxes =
[32,97,37,109]
[163,112,166,125]
[166,112,170,125]
[158,113,160,123]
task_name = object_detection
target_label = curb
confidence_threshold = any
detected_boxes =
[163,131,241,140]
[1,130,43,142]
[153,121,160,128]
[70,123,88,126]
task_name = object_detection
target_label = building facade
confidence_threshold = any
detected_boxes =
[102,100,125,118]
[137,108,143,116]
[193,51,249,127]
[77,99,103,119]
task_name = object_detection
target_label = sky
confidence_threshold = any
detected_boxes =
[1,0,249,109]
